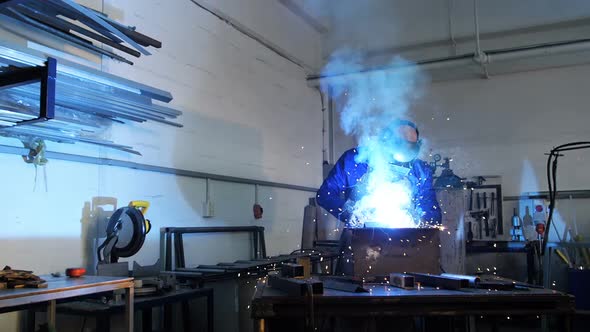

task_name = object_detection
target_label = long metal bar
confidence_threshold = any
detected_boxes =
[407,273,469,290]
[0,11,134,65]
[60,0,151,56]
[164,226,265,234]
[98,14,162,48]
[308,37,590,86]
[364,16,590,60]
[0,144,318,192]
[504,190,590,201]
[15,3,142,57]
[0,43,173,102]
[0,0,24,9]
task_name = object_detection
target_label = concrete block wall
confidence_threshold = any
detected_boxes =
[0,0,322,330]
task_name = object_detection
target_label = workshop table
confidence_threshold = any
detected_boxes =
[55,286,214,332]
[0,275,134,331]
[251,283,576,332]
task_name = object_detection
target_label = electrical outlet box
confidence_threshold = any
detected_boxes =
[202,199,214,218]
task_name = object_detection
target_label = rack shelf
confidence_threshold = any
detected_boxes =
[0,44,182,155]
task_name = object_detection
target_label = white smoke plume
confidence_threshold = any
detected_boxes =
[321,50,429,228]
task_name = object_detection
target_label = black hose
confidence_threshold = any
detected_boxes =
[542,141,590,255]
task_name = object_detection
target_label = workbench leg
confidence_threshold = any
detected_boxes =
[47,300,56,330]
[254,318,265,332]
[541,315,548,332]
[125,286,134,332]
[563,314,572,332]
[24,309,36,332]
[467,315,477,332]
[96,314,111,332]
[164,304,173,331]
[207,290,214,332]
[181,301,191,332]
[142,308,152,332]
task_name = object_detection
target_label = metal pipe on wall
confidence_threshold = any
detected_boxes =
[307,38,590,87]
[0,144,318,193]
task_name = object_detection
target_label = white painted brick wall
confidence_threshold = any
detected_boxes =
[0,1,322,330]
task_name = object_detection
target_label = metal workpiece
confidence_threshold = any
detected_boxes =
[389,273,415,289]
[267,275,323,296]
[0,43,182,154]
[347,227,441,278]
[407,272,469,290]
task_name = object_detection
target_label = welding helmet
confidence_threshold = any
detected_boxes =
[379,120,422,163]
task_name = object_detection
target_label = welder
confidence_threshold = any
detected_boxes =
[317,119,441,226]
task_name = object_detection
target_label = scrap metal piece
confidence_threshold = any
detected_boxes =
[59,0,151,55]
[440,273,480,287]
[268,275,323,296]
[407,273,469,290]
[389,273,415,290]
[281,263,304,278]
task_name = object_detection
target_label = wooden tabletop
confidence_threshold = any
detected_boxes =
[0,275,133,309]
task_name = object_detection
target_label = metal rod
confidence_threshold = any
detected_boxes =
[1,11,134,65]
[0,144,318,193]
[0,43,173,102]
[60,0,151,55]
[16,3,142,57]
[504,190,590,201]
[163,226,265,234]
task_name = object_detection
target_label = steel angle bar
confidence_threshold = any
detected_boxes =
[53,90,182,126]
[150,104,183,117]
[7,84,150,124]
[0,0,25,9]
[15,4,142,57]
[407,273,469,290]
[0,11,134,65]
[55,95,180,127]
[97,13,162,48]
[54,82,171,119]
[2,127,140,155]
[59,0,151,56]
[0,44,173,102]
[44,0,128,46]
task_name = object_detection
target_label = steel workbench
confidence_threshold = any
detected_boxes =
[55,286,214,332]
[251,283,576,331]
[0,275,134,331]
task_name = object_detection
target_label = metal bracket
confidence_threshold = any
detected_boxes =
[0,57,56,125]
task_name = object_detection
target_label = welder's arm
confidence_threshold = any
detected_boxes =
[415,164,442,225]
[316,155,351,222]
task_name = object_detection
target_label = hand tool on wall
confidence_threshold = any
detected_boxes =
[476,192,481,210]
[483,192,487,209]
[490,192,495,216]
[467,222,474,242]
[490,219,497,238]
[469,189,474,211]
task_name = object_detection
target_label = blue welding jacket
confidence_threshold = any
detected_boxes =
[317,148,442,225]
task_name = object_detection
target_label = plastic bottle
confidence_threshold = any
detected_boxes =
[523,206,536,240]
[533,204,546,240]
[511,208,524,241]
